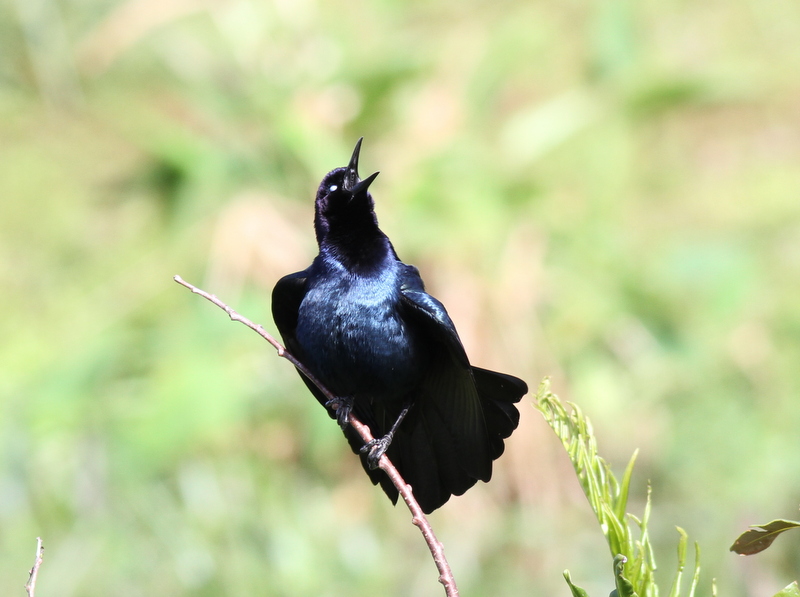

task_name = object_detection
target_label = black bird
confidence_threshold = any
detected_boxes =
[272,139,527,513]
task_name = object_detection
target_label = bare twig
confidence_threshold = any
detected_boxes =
[174,275,458,597]
[25,537,43,597]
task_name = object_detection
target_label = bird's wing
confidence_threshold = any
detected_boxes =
[271,269,310,358]
[272,269,331,410]
[398,265,470,366]
[397,265,493,486]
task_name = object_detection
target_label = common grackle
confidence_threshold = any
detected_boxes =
[272,139,527,513]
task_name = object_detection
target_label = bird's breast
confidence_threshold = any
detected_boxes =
[295,273,427,399]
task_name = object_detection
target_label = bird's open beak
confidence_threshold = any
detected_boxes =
[351,171,379,195]
[344,137,379,195]
[344,137,363,192]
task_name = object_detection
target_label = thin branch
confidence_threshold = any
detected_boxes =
[25,537,43,597]
[173,275,458,596]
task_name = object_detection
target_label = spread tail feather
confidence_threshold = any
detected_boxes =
[345,367,527,513]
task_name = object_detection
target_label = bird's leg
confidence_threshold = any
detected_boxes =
[324,395,354,429]
[360,402,412,470]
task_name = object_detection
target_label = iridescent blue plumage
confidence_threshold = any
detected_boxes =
[272,139,527,513]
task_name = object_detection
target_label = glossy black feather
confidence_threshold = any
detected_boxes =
[272,139,528,513]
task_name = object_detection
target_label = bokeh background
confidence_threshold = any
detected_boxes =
[2,0,800,595]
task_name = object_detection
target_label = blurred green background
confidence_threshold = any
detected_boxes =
[2,0,800,595]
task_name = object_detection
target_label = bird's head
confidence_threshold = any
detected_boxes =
[314,138,380,243]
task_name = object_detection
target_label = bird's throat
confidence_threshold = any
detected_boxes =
[321,228,395,275]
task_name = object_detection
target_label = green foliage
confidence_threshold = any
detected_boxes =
[536,379,701,597]
[774,582,800,597]
[565,570,592,597]
[609,555,639,597]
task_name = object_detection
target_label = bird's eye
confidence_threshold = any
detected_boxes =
[329,185,338,192]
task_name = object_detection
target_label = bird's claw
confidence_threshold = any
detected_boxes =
[360,435,392,470]
[325,396,353,429]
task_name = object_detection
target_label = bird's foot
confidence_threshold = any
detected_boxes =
[324,396,353,429]
[360,434,393,470]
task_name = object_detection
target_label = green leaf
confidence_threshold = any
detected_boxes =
[615,449,639,522]
[688,541,701,597]
[730,519,800,555]
[564,570,592,597]
[669,527,688,597]
[602,502,629,557]
[613,555,639,597]
[774,581,800,597]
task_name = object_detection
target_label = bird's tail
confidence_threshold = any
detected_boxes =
[344,367,526,513]
[472,367,526,459]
